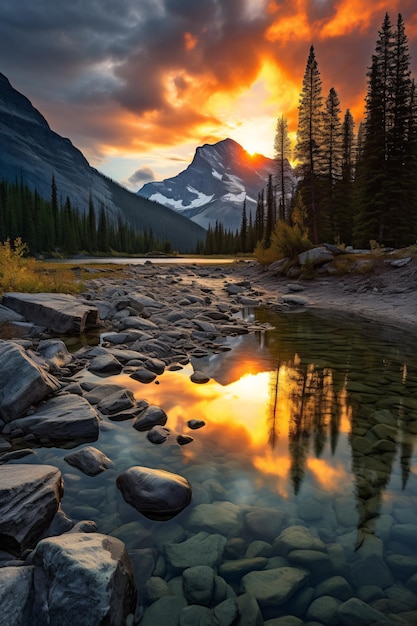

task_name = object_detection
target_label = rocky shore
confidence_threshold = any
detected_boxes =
[1,256,417,625]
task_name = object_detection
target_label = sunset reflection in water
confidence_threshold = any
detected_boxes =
[103,349,353,500]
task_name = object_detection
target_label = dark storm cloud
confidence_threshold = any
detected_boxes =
[1,0,417,163]
[128,166,156,185]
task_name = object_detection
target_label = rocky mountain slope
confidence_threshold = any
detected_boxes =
[0,73,205,252]
[138,138,295,231]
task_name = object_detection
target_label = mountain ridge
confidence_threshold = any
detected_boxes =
[0,73,205,252]
[138,138,295,231]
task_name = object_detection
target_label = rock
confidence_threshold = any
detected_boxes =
[147,425,170,444]
[7,394,99,443]
[0,464,63,555]
[235,592,264,626]
[144,357,166,374]
[179,605,212,625]
[391,256,411,268]
[116,466,192,520]
[287,549,333,580]
[177,435,193,445]
[130,368,157,383]
[64,446,113,476]
[183,565,215,606]
[306,595,342,623]
[187,501,244,536]
[187,419,206,430]
[139,596,187,626]
[298,246,334,267]
[133,405,168,431]
[190,370,211,384]
[219,557,268,580]
[88,353,122,375]
[84,383,127,404]
[274,525,326,556]
[97,388,135,415]
[214,597,239,625]
[245,507,286,541]
[337,597,393,625]
[36,339,72,370]
[164,531,227,571]
[349,536,393,589]
[281,295,309,306]
[2,292,99,334]
[143,576,172,604]
[0,340,60,422]
[31,532,136,626]
[241,567,309,607]
[0,566,34,625]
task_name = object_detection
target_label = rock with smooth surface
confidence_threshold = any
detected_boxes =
[0,339,60,422]
[64,446,113,476]
[0,464,63,555]
[117,466,192,520]
[31,533,136,626]
[241,567,309,607]
[133,405,168,431]
[164,531,227,571]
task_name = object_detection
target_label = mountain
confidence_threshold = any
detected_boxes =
[0,73,205,252]
[137,138,295,231]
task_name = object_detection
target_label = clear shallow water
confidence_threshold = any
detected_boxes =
[15,309,417,622]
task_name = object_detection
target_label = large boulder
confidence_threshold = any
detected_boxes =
[1,292,99,334]
[0,340,60,422]
[0,566,34,626]
[0,464,63,555]
[117,466,192,520]
[298,246,334,267]
[6,394,99,444]
[31,533,136,626]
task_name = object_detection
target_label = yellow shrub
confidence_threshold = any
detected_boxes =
[0,238,81,295]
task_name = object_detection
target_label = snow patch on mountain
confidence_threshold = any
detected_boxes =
[138,138,295,231]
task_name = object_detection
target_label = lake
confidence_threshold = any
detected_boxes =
[15,306,417,622]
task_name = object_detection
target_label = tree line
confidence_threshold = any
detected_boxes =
[203,12,417,257]
[0,177,172,256]
[278,12,417,250]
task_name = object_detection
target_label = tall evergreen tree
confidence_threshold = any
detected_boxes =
[354,13,416,247]
[295,45,324,243]
[240,198,248,253]
[334,109,355,244]
[264,174,275,248]
[274,114,292,221]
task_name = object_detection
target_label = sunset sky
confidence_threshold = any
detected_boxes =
[1,0,417,190]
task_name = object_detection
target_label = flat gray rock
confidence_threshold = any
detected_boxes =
[241,566,309,607]
[64,446,113,476]
[0,340,60,422]
[36,339,72,370]
[2,292,99,334]
[117,466,192,521]
[32,533,136,626]
[7,394,99,443]
[0,464,63,555]
[97,388,135,415]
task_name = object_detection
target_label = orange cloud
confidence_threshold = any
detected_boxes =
[320,0,401,38]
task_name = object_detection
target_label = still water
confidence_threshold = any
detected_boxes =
[24,308,417,621]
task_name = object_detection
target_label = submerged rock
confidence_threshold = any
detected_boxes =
[116,466,192,520]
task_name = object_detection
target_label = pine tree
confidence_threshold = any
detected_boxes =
[274,114,292,221]
[264,174,275,248]
[240,199,248,253]
[333,109,355,244]
[295,45,324,243]
[354,13,416,247]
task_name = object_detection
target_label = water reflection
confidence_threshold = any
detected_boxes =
[96,308,417,536]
